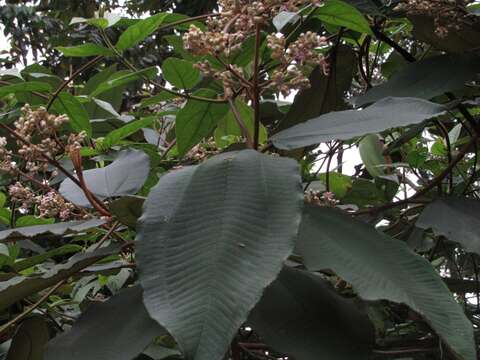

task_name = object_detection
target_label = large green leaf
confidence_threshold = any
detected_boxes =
[276,46,356,131]
[52,92,92,136]
[70,13,121,29]
[56,44,115,57]
[116,13,168,51]
[82,65,125,118]
[90,67,158,98]
[7,317,49,360]
[359,134,387,177]
[0,219,105,242]
[175,89,229,156]
[109,196,145,228]
[353,53,480,106]
[45,286,165,360]
[0,82,51,98]
[296,205,476,360]
[315,0,373,34]
[59,150,150,207]
[248,266,375,360]
[0,245,119,311]
[162,58,201,90]
[214,99,266,148]
[12,244,83,272]
[408,12,480,53]
[136,150,303,360]
[101,116,155,149]
[271,97,446,150]
[416,198,480,256]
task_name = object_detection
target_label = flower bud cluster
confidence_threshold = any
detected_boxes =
[36,190,75,220]
[268,32,328,96]
[13,105,69,172]
[66,132,87,154]
[402,0,468,37]
[305,190,339,207]
[0,105,85,174]
[183,0,327,98]
[8,182,35,212]
[0,137,14,174]
[8,182,76,219]
[0,105,84,221]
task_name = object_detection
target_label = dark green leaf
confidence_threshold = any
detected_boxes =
[102,117,155,149]
[175,89,229,156]
[7,317,49,360]
[0,245,120,311]
[137,150,303,360]
[116,13,169,51]
[90,67,158,98]
[0,82,51,98]
[59,150,150,207]
[296,205,476,360]
[45,286,165,360]
[109,196,145,228]
[0,219,105,242]
[52,92,92,136]
[271,97,446,150]
[315,0,373,34]
[162,58,201,90]
[249,266,374,360]
[353,53,480,106]
[416,198,480,256]
[56,44,115,57]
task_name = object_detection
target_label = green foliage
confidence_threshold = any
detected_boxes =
[161,58,201,90]
[116,13,169,51]
[297,205,475,360]
[56,44,115,57]
[175,89,229,156]
[136,150,302,360]
[314,0,373,34]
[0,1,479,359]
[52,92,92,136]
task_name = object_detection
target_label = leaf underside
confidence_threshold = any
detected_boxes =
[136,149,303,360]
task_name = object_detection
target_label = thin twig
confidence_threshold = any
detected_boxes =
[228,98,253,148]
[0,281,65,336]
[100,31,226,104]
[355,133,479,215]
[46,55,103,110]
[252,24,262,149]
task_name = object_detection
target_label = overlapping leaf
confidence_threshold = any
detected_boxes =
[136,150,303,360]
[45,286,165,360]
[175,89,229,156]
[0,219,105,242]
[60,150,150,207]
[56,44,115,57]
[0,245,119,311]
[7,317,49,360]
[416,198,480,255]
[271,97,446,150]
[249,266,375,360]
[276,46,356,131]
[296,205,476,360]
[353,53,480,106]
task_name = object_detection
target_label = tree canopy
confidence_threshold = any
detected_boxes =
[0,0,480,359]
